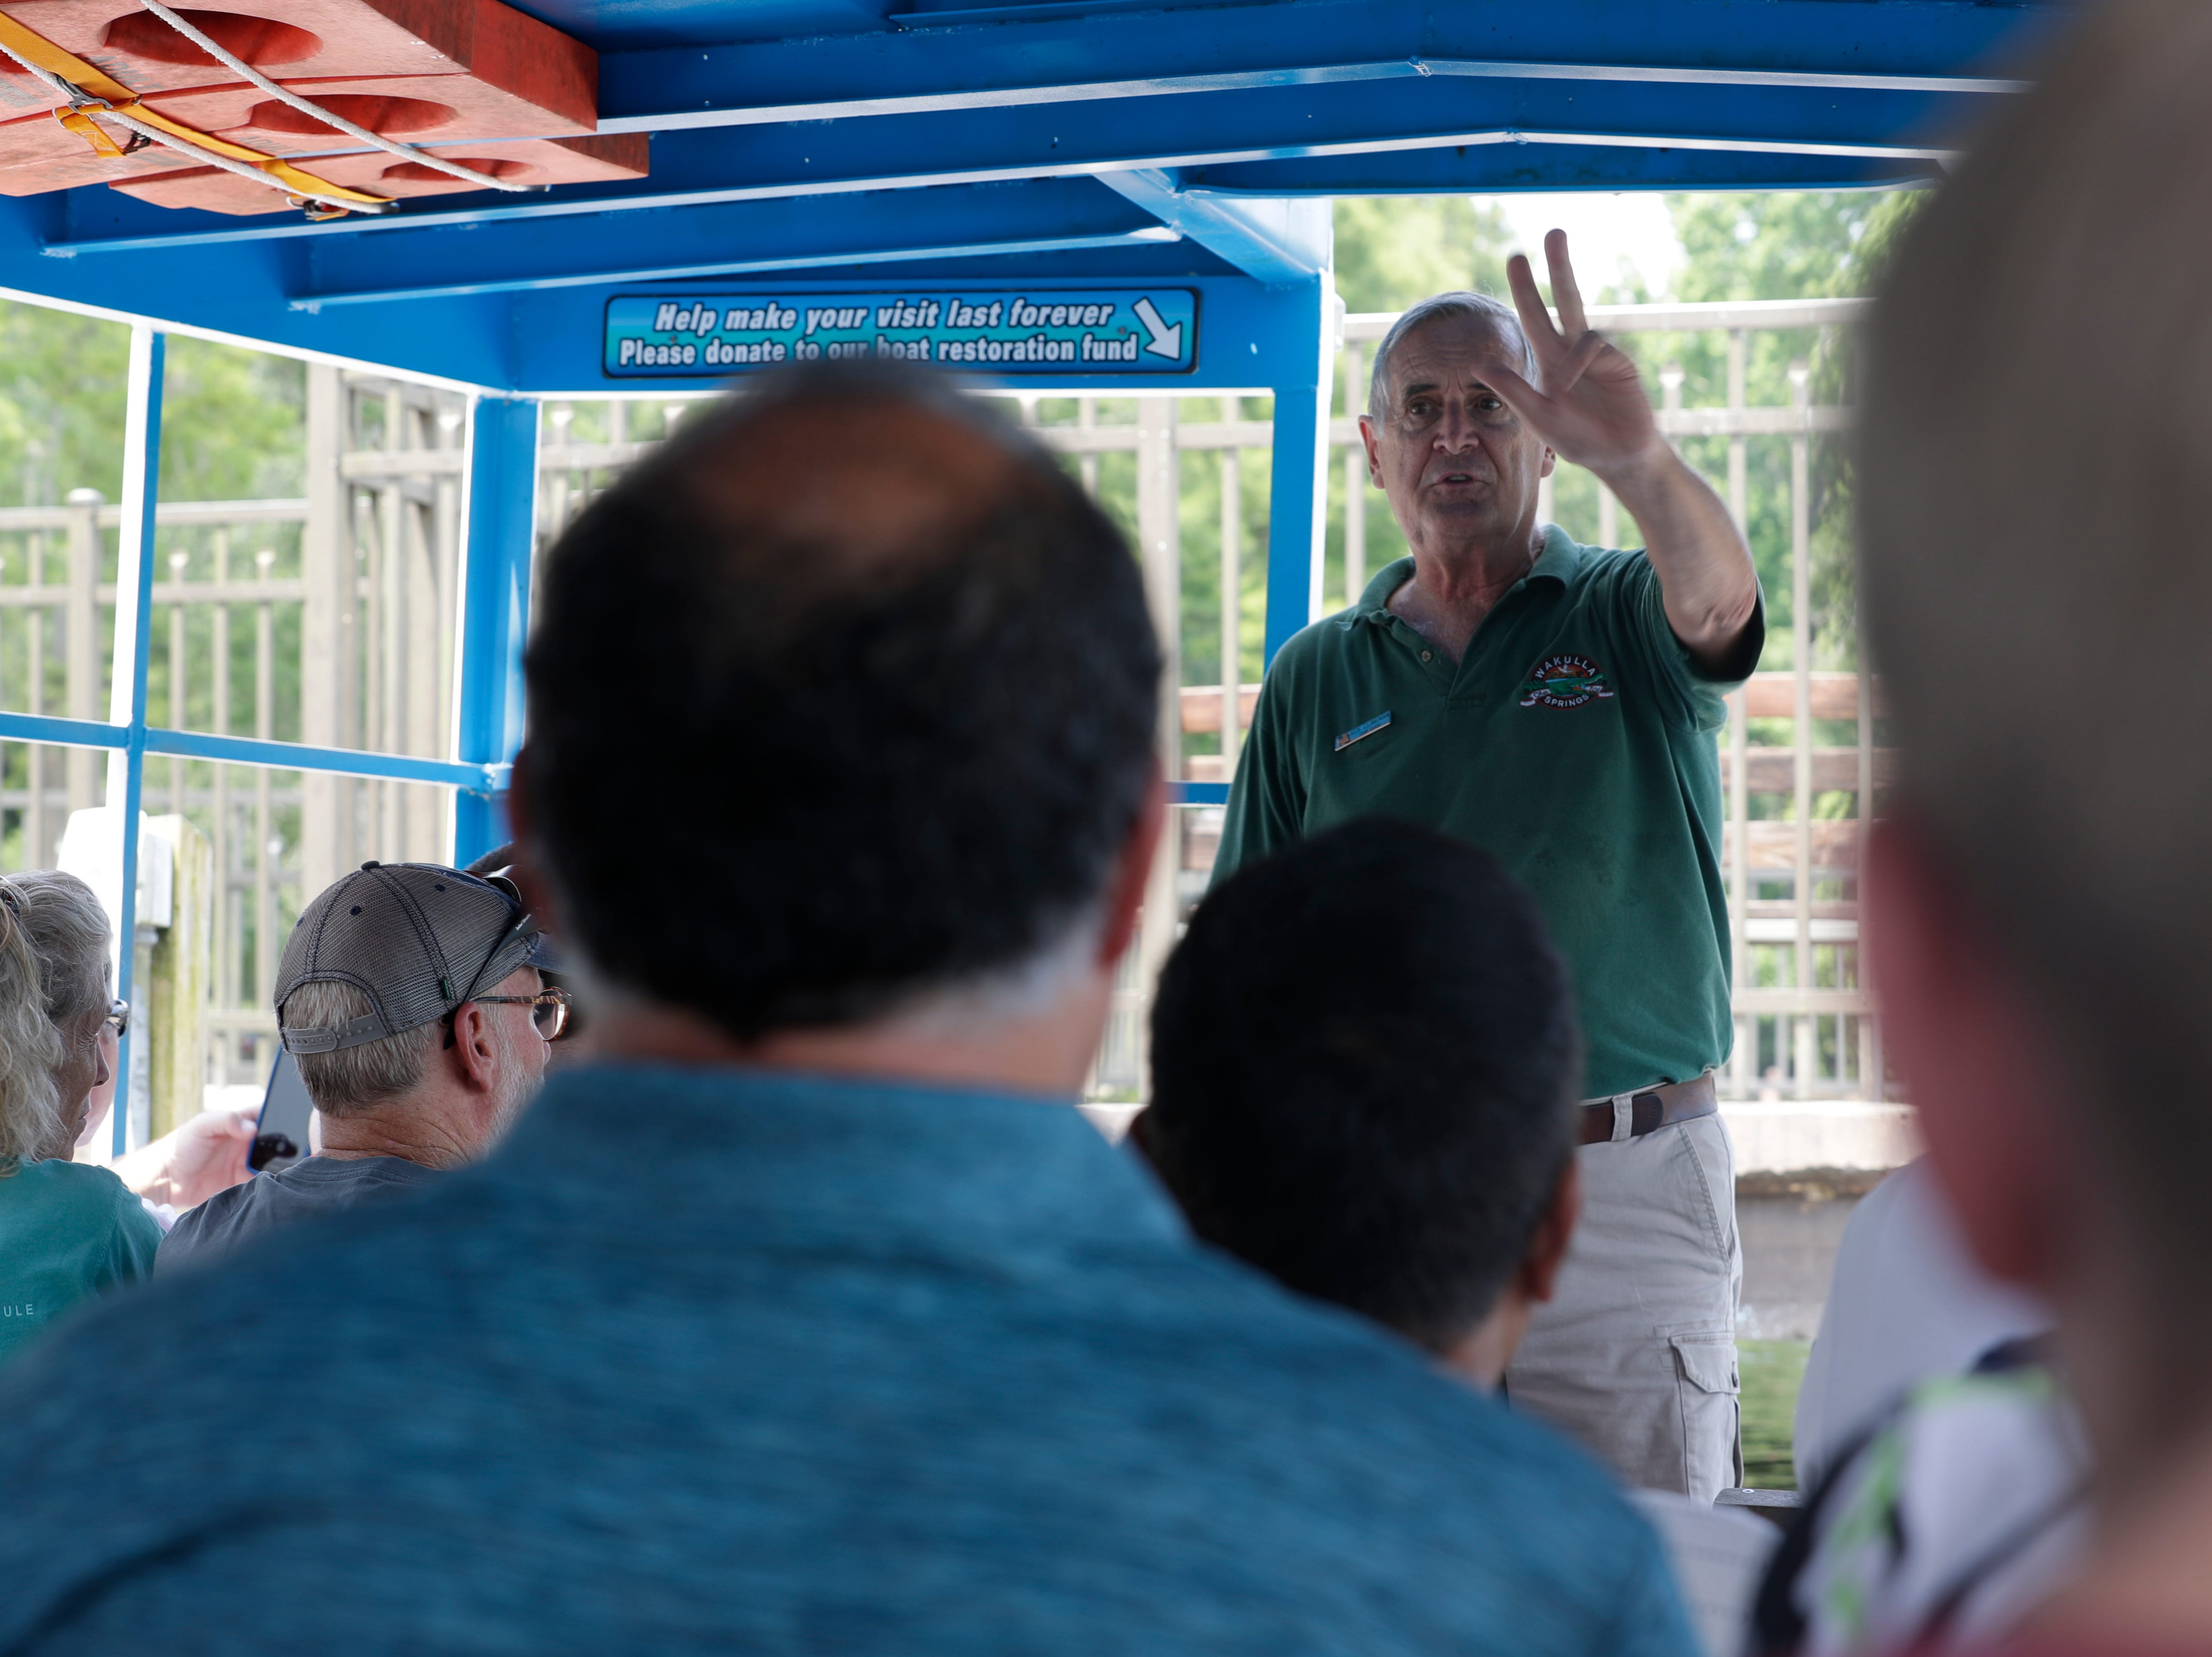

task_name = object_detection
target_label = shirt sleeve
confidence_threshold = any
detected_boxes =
[152,1205,201,1277]
[98,1176,163,1290]
[1623,553,1766,734]
[1211,665,1306,885]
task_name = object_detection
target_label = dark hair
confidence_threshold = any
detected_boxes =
[1141,819,1580,1351]
[521,360,1159,1040]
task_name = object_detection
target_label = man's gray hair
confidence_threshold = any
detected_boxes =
[283,978,437,1119]
[1367,292,1537,418]
[1860,0,2212,1330]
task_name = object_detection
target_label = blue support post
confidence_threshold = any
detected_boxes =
[451,395,539,867]
[1262,275,1337,666]
[107,326,164,1157]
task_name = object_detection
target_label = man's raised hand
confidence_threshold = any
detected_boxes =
[1487,229,1667,483]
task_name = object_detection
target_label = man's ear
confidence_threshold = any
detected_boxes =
[1095,764,1166,971]
[447,1000,501,1095]
[1522,1155,1582,1304]
[1864,812,2069,1291]
[1358,413,1385,488]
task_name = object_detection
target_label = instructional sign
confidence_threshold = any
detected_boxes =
[604,289,1199,378]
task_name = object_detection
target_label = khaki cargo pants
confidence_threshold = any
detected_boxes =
[1504,1109,1743,1501]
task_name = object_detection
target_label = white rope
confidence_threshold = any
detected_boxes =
[0,36,84,107]
[101,104,389,214]
[0,24,387,215]
[137,0,544,195]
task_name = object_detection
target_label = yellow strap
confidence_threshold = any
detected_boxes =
[0,10,389,209]
[115,103,392,204]
[0,12,136,104]
[53,106,124,160]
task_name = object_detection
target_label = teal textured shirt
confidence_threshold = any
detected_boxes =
[1217,531,1761,1098]
[0,1158,159,1365]
[0,1064,1698,1655]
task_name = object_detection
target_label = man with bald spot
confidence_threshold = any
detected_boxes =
[1217,235,1763,1498]
[0,360,1696,1656]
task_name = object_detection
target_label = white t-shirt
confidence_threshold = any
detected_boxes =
[1794,1160,2050,1488]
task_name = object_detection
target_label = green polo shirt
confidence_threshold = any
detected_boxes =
[1215,530,1762,1099]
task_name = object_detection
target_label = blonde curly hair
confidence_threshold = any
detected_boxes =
[0,871,111,1169]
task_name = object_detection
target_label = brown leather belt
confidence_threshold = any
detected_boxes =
[1577,1073,1719,1146]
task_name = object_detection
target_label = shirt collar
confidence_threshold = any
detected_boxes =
[1346,527,1584,630]
[1527,524,1586,587]
[495,1062,1185,1250]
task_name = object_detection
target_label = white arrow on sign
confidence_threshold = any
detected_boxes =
[1131,297,1184,360]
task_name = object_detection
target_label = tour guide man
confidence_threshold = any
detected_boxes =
[1216,232,1762,1500]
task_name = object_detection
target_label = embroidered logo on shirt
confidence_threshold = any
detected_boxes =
[1518,654,1615,709]
[1334,711,1392,751]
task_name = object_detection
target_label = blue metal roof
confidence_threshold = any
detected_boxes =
[0,0,2066,387]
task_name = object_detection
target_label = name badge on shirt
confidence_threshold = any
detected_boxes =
[1334,711,1392,751]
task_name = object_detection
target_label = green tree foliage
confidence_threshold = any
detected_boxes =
[1671,191,1910,306]
[1584,191,1926,678]
[0,305,126,512]
[163,337,305,504]
[1332,195,1516,312]
[0,303,301,513]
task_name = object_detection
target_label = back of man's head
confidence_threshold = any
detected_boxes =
[1140,819,1581,1352]
[277,862,539,1121]
[1860,1,2212,1339]
[521,361,1160,1040]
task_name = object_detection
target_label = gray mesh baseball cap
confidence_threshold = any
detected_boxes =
[276,861,544,1055]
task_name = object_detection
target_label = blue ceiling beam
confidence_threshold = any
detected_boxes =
[291,178,1181,306]
[511,0,900,52]
[298,225,1180,307]
[1095,173,1328,284]
[49,71,1980,260]
[592,0,2056,130]
[0,180,1241,387]
[1184,140,1939,196]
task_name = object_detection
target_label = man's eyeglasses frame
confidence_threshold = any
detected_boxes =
[455,985,571,1043]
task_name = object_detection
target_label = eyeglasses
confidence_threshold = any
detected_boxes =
[469,986,572,1042]
[103,998,129,1037]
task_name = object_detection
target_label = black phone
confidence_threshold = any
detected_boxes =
[248,1048,314,1173]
